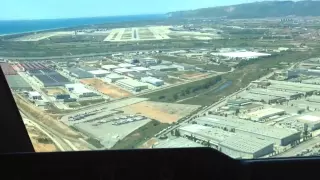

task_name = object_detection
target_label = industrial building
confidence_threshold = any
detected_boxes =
[248,88,303,100]
[235,123,300,146]
[239,93,286,104]
[244,108,285,122]
[101,65,118,71]
[146,71,167,79]
[32,70,71,87]
[141,77,164,86]
[65,84,98,98]
[194,115,300,146]
[116,79,148,92]
[104,73,124,83]
[149,65,178,72]
[28,91,42,100]
[118,63,135,68]
[139,57,158,66]
[227,99,252,107]
[88,69,110,77]
[297,115,320,131]
[267,84,316,96]
[113,68,135,75]
[280,114,320,131]
[219,135,274,159]
[172,64,195,71]
[268,80,320,93]
[67,68,94,79]
[130,66,150,73]
[126,72,147,80]
[178,124,233,147]
[5,75,32,91]
[153,138,204,149]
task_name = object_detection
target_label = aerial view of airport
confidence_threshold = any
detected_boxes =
[4,0,320,159]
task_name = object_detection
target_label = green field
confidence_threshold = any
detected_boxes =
[197,64,231,72]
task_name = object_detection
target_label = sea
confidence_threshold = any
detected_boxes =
[0,14,165,35]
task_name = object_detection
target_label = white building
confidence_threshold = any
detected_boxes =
[114,68,135,75]
[141,76,164,86]
[130,66,150,73]
[118,63,136,68]
[88,69,110,77]
[101,65,118,71]
[28,91,41,100]
[211,51,271,60]
[116,79,148,92]
[65,84,98,98]
[244,108,285,122]
[104,73,124,83]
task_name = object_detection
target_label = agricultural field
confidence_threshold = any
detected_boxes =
[80,78,132,98]
[120,101,200,124]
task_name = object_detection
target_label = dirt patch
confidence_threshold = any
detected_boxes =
[181,73,209,80]
[26,126,57,152]
[140,138,158,149]
[120,101,201,124]
[80,78,132,98]
[43,87,67,96]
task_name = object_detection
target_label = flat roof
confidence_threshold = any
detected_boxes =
[246,108,285,119]
[130,66,150,71]
[241,92,284,102]
[297,115,320,123]
[88,69,110,75]
[105,73,123,79]
[268,80,320,90]
[236,123,299,139]
[154,138,204,148]
[29,91,41,96]
[5,75,31,89]
[211,51,271,58]
[268,84,316,93]
[65,83,94,94]
[118,63,135,68]
[249,88,301,98]
[117,79,148,87]
[195,115,247,128]
[179,124,233,143]
[114,68,135,73]
[101,65,118,69]
[219,135,273,154]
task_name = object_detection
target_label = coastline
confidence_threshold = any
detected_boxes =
[0,14,166,37]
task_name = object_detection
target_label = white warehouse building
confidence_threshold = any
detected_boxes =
[141,76,164,86]
[219,135,274,159]
[194,115,300,146]
[116,79,148,92]
[65,83,98,98]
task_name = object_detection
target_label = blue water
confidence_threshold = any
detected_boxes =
[0,14,165,35]
[213,81,233,93]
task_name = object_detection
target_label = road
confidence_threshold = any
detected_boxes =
[1,47,204,60]
[20,111,73,151]
[275,137,320,158]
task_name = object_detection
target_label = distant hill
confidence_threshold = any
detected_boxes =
[167,1,320,19]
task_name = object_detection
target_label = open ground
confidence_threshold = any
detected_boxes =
[120,101,201,124]
[43,87,67,96]
[80,78,132,98]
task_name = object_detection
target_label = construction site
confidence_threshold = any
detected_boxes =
[80,78,132,98]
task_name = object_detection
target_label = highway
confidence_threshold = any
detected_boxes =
[1,47,205,60]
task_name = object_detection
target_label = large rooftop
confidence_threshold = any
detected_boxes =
[154,137,204,149]
[236,123,299,139]
[179,124,233,143]
[211,51,271,59]
[219,135,273,154]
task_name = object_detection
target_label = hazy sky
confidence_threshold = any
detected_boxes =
[1,0,250,20]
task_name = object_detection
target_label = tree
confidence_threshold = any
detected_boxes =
[175,129,180,137]
[173,94,179,100]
